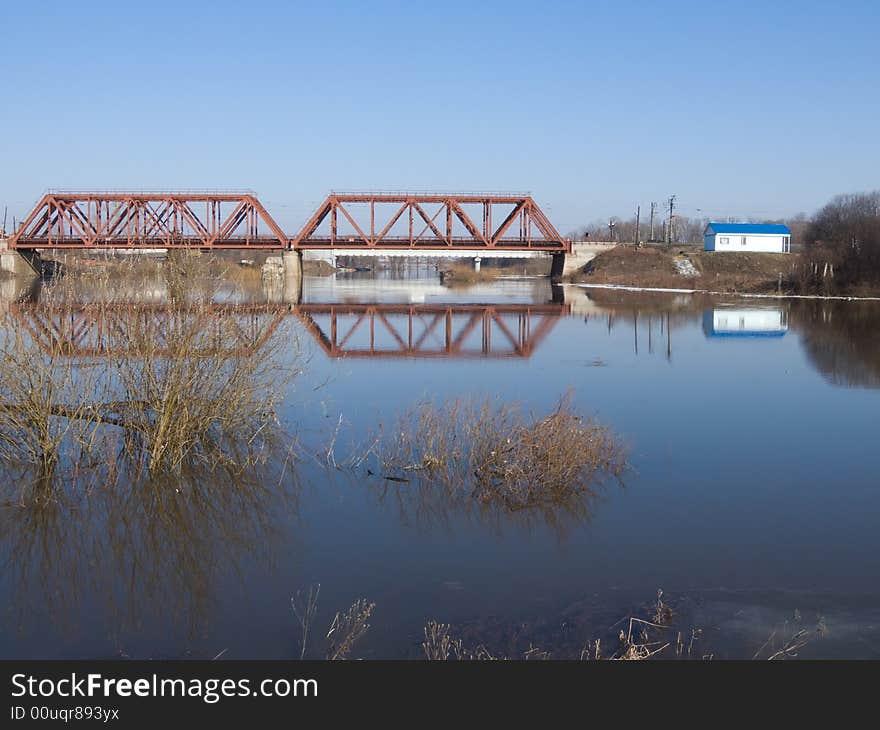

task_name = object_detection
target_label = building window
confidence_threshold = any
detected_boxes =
[741,236,747,246]
[719,237,729,245]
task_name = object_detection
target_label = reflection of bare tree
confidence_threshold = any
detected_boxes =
[792,301,880,388]
[0,458,299,644]
[0,289,304,647]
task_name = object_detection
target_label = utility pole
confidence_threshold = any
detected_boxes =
[666,195,676,245]
[634,205,640,247]
[649,202,657,242]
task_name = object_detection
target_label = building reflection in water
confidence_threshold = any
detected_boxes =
[702,306,788,338]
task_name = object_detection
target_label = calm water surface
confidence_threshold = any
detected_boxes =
[1,272,879,658]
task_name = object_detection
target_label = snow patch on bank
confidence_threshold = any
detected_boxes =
[674,258,699,277]
[572,282,880,302]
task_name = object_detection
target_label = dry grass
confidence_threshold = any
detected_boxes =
[374,392,626,513]
[283,588,824,661]
[291,585,375,660]
[438,263,502,285]
[105,303,292,473]
[752,609,826,660]
[0,314,109,481]
[572,245,803,294]
[422,590,682,661]
[0,287,300,484]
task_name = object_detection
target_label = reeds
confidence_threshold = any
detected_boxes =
[0,289,299,486]
[375,392,626,513]
[292,585,375,660]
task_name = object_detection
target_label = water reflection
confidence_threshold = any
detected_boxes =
[297,303,565,359]
[702,307,788,338]
[8,301,290,359]
[2,269,880,658]
[794,301,880,388]
[0,459,298,646]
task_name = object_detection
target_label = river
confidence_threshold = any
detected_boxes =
[1,270,879,659]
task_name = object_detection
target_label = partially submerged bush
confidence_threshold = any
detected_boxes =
[0,292,299,483]
[376,393,626,512]
[0,307,111,480]
[104,301,293,472]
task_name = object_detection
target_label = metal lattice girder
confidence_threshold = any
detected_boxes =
[10,191,570,252]
[9,192,288,249]
[292,194,570,252]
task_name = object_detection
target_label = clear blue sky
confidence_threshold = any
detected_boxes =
[1,0,878,233]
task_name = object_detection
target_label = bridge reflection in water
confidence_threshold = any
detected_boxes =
[7,301,569,361]
[296,303,566,359]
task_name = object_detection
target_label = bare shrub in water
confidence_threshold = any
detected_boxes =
[0,290,300,481]
[0,307,110,481]
[377,393,626,512]
[102,298,297,473]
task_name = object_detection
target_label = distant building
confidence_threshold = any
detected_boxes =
[702,307,788,337]
[704,223,792,252]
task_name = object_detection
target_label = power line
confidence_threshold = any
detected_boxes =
[666,195,676,245]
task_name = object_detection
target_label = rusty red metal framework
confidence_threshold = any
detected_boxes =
[10,192,288,249]
[9,191,570,252]
[8,302,568,360]
[292,193,569,251]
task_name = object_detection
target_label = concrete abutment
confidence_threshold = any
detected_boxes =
[550,242,618,280]
[0,239,43,277]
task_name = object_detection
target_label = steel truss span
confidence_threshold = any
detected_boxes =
[292,194,569,251]
[9,192,288,249]
[9,192,570,253]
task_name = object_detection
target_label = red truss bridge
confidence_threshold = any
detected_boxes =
[8,191,287,250]
[292,193,567,251]
[8,191,569,253]
[7,302,568,360]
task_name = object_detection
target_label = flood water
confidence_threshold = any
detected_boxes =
[2,269,880,659]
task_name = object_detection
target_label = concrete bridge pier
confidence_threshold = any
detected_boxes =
[282,249,303,304]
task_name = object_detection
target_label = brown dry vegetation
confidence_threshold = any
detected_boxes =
[372,393,626,513]
[290,587,822,660]
[0,288,299,487]
[439,258,551,285]
[569,245,802,294]
[0,282,303,629]
[438,262,502,285]
[291,585,376,660]
[571,245,787,291]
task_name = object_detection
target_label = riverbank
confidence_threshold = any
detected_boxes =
[567,245,804,294]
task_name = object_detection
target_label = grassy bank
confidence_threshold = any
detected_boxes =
[568,245,804,294]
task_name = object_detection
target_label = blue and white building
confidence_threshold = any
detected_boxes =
[704,223,792,252]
